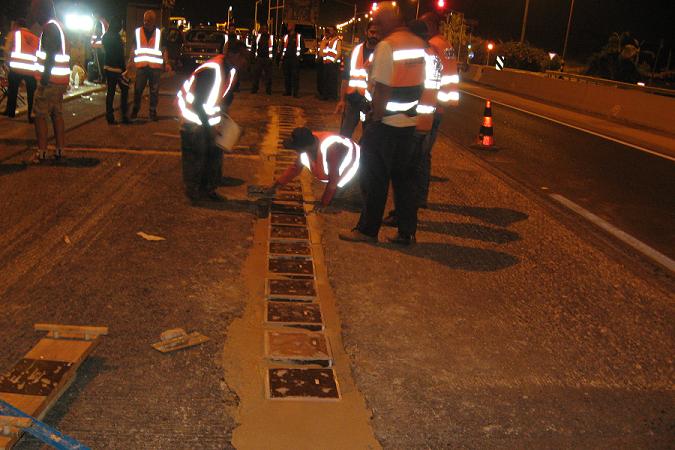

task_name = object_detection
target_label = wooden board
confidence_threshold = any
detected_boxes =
[0,334,101,449]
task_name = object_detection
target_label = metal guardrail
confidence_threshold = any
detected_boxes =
[544,70,675,98]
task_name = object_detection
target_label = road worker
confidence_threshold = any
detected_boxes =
[266,127,360,210]
[176,40,249,202]
[102,17,130,124]
[90,16,108,82]
[31,0,71,163]
[131,10,170,121]
[335,21,379,138]
[251,24,274,95]
[4,19,38,122]
[281,23,303,98]
[320,26,341,101]
[339,1,426,245]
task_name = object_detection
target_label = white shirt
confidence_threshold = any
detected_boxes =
[369,40,417,128]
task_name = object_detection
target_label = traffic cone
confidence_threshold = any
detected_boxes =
[477,100,495,147]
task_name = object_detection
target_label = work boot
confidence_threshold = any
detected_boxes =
[130,109,138,120]
[54,149,63,161]
[121,116,131,124]
[149,112,158,121]
[338,228,377,243]
[203,191,226,202]
[386,233,416,246]
[382,211,398,227]
[106,114,116,124]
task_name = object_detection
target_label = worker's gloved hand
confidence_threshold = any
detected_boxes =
[334,100,345,115]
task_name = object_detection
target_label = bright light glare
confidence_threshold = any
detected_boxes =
[548,52,557,60]
[487,43,494,50]
[65,13,93,32]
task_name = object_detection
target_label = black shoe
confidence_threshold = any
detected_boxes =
[283,92,292,96]
[122,117,131,124]
[204,191,226,202]
[382,212,398,228]
[149,113,158,122]
[106,116,116,124]
[54,149,63,161]
[387,233,416,246]
[293,93,300,98]
[266,89,272,95]
[130,110,138,120]
[28,116,35,124]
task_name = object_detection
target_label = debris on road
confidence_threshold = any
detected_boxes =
[64,235,72,245]
[137,231,166,241]
[151,328,209,353]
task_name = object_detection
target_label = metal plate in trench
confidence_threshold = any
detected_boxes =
[0,358,73,396]
[269,256,314,275]
[271,202,305,215]
[270,225,309,240]
[266,301,323,330]
[278,184,302,193]
[275,193,304,203]
[267,278,316,299]
[265,330,332,365]
[267,368,340,401]
[271,213,307,227]
[269,240,311,257]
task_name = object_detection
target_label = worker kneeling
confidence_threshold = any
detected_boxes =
[267,127,360,209]
[177,41,248,202]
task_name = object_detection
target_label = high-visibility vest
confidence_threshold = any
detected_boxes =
[255,33,274,59]
[429,34,459,106]
[299,132,360,188]
[90,18,108,49]
[177,54,236,126]
[379,29,426,118]
[318,37,327,60]
[35,20,71,85]
[224,33,241,45]
[282,33,301,58]
[346,43,373,96]
[9,28,39,76]
[134,27,163,69]
[416,48,442,132]
[322,36,341,63]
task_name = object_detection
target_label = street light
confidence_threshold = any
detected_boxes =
[486,42,494,66]
[519,0,530,43]
[561,0,576,72]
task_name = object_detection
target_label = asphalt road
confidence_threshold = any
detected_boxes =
[440,89,675,262]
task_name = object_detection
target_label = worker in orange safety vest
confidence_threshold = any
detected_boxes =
[265,127,360,210]
[320,26,341,100]
[4,19,39,120]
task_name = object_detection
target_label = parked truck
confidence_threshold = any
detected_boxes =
[282,0,320,63]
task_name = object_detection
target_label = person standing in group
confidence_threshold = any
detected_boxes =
[316,31,327,98]
[102,18,129,125]
[3,19,38,122]
[30,0,70,163]
[281,23,303,98]
[320,26,341,101]
[251,24,274,95]
[335,21,379,138]
[176,40,249,202]
[130,10,169,122]
[339,1,426,245]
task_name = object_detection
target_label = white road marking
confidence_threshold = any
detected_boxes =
[153,132,181,139]
[66,146,258,159]
[550,193,675,273]
[460,89,675,163]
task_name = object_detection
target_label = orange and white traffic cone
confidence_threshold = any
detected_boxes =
[477,100,495,148]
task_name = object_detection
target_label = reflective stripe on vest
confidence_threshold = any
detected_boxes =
[282,34,301,57]
[299,134,360,188]
[416,49,441,120]
[35,20,71,84]
[429,35,459,105]
[322,37,340,63]
[9,29,39,75]
[256,34,274,59]
[177,57,236,126]
[91,19,108,48]
[134,27,163,68]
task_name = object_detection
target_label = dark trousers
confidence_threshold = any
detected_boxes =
[416,112,443,207]
[251,57,273,94]
[5,71,36,119]
[133,67,161,116]
[322,62,339,100]
[283,57,300,96]
[357,122,419,237]
[316,63,324,96]
[180,124,222,198]
[105,70,129,121]
[340,94,365,138]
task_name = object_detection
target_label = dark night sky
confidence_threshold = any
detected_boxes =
[2,0,671,60]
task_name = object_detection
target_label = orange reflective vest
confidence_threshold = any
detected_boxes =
[299,132,360,188]
[35,20,71,85]
[90,18,109,49]
[416,48,442,132]
[322,36,341,64]
[177,55,236,126]
[380,29,426,119]
[134,27,163,69]
[9,28,39,76]
[346,43,373,96]
[429,34,459,106]
[282,33,302,58]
